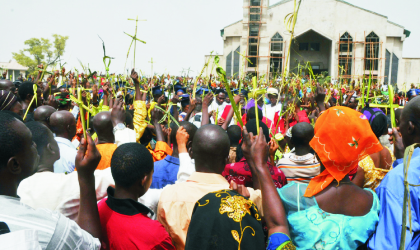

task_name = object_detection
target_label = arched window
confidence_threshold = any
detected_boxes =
[271,33,283,52]
[365,32,380,70]
[339,32,353,76]
[339,32,353,52]
[270,33,283,74]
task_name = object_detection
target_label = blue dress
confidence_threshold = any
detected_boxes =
[278,182,380,249]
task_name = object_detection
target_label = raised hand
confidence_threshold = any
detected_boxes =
[176,126,190,153]
[75,133,102,176]
[202,92,214,107]
[131,69,139,84]
[111,98,126,127]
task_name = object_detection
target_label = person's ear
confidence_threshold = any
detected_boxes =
[186,141,193,152]
[6,157,21,175]
[408,121,415,135]
[141,174,148,187]
[46,143,56,155]
[188,146,193,159]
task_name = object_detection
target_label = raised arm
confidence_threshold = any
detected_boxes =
[247,127,290,237]
[222,95,240,130]
[201,93,214,126]
[75,134,102,239]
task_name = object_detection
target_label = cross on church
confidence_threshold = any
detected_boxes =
[124,16,147,70]
[148,58,155,77]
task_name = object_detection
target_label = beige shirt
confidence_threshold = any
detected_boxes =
[157,172,262,250]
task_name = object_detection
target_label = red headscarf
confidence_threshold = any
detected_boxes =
[304,107,383,197]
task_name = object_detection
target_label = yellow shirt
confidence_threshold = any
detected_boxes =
[157,172,262,250]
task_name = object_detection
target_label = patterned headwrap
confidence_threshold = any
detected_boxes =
[304,107,383,197]
[185,190,265,250]
[0,90,18,111]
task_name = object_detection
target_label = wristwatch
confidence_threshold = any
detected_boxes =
[113,123,125,133]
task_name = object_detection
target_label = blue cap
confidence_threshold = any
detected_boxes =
[152,86,163,96]
[174,84,187,94]
[196,87,210,96]
[240,89,248,96]
[179,94,190,107]
[214,88,226,95]
[232,89,239,95]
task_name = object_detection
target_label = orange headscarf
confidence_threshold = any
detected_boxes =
[304,107,383,197]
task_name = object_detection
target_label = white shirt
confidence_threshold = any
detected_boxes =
[0,195,100,250]
[53,137,77,174]
[208,99,227,120]
[18,153,195,221]
[263,103,282,122]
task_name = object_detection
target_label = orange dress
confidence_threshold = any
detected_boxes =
[96,143,118,170]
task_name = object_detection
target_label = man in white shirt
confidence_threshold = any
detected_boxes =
[49,111,77,173]
[0,112,101,249]
[208,89,227,121]
[263,87,282,122]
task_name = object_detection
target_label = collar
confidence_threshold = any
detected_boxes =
[164,155,180,165]
[187,172,228,185]
[106,187,154,216]
[54,137,76,149]
[288,153,315,163]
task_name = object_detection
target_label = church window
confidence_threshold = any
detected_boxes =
[233,47,240,77]
[299,43,309,51]
[365,32,380,70]
[310,43,320,51]
[339,32,353,52]
[270,33,283,74]
[226,52,232,77]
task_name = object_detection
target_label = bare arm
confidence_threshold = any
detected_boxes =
[222,95,240,130]
[75,134,102,239]
[201,93,213,126]
[247,127,290,237]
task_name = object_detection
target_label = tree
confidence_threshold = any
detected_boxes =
[12,34,69,76]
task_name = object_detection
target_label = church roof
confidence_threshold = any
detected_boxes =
[223,0,406,33]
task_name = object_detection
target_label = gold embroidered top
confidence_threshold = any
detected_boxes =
[358,147,395,191]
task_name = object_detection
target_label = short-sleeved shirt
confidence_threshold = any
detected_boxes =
[152,155,180,189]
[0,195,100,250]
[53,137,77,174]
[98,187,175,250]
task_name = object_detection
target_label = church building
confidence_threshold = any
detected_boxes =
[207,0,420,87]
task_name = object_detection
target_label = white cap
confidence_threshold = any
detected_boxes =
[267,88,279,95]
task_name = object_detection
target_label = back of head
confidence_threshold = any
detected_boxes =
[25,121,51,158]
[34,105,57,126]
[0,90,18,111]
[291,122,314,147]
[185,190,264,250]
[93,111,113,139]
[400,96,420,146]
[170,121,198,146]
[227,125,242,146]
[247,107,263,121]
[111,143,153,188]
[361,107,388,138]
[245,119,270,143]
[18,81,34,101]
[192,125,230,172]
[49,110,76,138]
[0,112,25,166]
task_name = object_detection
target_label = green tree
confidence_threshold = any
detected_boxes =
[12,34,69,75]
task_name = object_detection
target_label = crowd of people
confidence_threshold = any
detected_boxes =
[0,66,420,250]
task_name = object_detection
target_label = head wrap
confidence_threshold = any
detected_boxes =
[185,190,264,250]
[304,107,382,197]
[0,90,18,111]
[361,107,388,138]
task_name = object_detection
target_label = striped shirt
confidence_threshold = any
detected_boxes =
[0,195,100,250]
[277,153,320,183]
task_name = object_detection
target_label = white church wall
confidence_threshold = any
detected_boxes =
[399,58,420,89]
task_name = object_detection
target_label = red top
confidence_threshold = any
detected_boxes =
[273,110,310,134]
[98,187,175,250]
[222,157,287,188]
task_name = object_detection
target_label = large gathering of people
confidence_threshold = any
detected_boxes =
[0,66,420,250]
